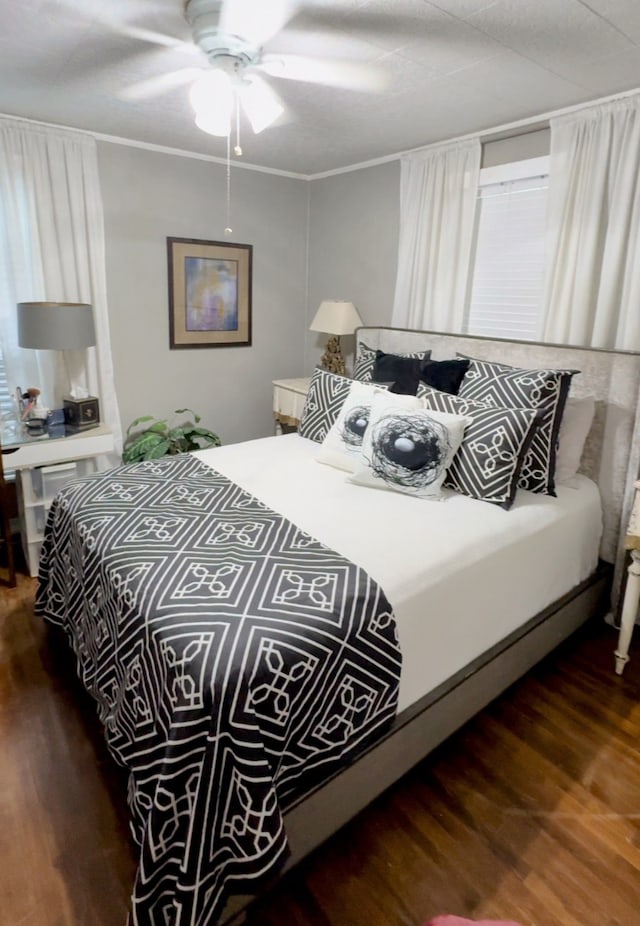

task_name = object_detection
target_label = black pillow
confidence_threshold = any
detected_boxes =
[372,350,422,395]
[353,341,431,384]
[418,358,471,396]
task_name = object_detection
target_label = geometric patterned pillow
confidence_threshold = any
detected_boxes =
[298,367,353,443]
[353,341,431,384]
[419,386,542,509]
[457,356,577,496]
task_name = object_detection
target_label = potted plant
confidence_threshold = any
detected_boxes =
[123,408,221,463]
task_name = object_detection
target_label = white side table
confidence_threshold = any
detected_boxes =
[3,425,115,577]
[614,480,640,674]
[272,378,311,434]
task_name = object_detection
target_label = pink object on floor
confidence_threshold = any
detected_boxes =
[425,917,524,926]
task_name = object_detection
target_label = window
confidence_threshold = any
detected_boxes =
[465,156,549,341]
[0,354,11,421]
[0,353,16,480]
[0,174,28,431]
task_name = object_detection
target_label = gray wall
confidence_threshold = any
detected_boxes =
[303,129,551,375]
[481,128,550,167]
[98,141,308,446]
[98,126,551,447]
[306,160,401,373]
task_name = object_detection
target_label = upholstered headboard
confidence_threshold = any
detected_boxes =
[357,327,640,593]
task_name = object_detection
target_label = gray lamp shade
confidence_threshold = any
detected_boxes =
[17,301,96,350]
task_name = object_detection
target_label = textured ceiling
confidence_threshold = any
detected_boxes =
[1,0,640,175]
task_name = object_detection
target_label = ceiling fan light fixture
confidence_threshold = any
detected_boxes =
[238,75,284,134]
[189,69,232,113]
[194,106,232,137]
[190,69,234,136]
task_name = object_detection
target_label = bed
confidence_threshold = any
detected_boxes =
[35,327,640,926]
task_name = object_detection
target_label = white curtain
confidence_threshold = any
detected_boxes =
[0,116,122,455]
[541,95,640,350]
[391,138,481,332]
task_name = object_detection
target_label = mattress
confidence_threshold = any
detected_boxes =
[195,433,603,712]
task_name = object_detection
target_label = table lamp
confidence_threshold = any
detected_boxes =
[309,300,363,377]
[17,301,100,429]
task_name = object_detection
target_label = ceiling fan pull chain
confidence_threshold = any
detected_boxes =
[224,130,233,237]
[234,94,242,157]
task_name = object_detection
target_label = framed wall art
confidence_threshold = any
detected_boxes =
[167,237,253,349]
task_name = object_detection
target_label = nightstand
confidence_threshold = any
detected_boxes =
[2,425,115,577]
[614,479,640,674]
[272,378,311,434]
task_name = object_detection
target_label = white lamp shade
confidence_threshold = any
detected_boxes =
[238,75,284,134]
[17,302,96,349]
[190,71,233,137]
[309,300,362,336]
[190,70,283,138]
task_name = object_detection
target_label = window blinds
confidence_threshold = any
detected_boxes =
[0,356,12,421]
[466,168,549,341]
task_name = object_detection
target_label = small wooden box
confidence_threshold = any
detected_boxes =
[63,396,100,431]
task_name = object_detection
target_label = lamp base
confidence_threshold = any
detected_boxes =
[320,336,346,377]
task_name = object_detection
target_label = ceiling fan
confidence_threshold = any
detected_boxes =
[119,0,387,137]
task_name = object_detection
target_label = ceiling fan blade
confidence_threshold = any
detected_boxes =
[220,0,298,46]
[53,0,198,55]
[260,54,387,93]
[109,21,196,52]
[120,67,204,101]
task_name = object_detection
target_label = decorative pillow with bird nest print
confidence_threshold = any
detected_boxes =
[317,380,389,473]
[349,392,472,500]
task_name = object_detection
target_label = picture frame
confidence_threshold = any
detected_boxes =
[167,237,252,349]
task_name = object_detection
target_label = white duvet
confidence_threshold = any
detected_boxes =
[194,434,602,712]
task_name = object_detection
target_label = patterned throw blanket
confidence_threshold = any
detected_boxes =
[36,455,401,926]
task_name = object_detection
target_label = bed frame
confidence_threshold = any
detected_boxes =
[220,326,640,923]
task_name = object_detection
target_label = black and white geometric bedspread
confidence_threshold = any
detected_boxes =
[35,455,401,926]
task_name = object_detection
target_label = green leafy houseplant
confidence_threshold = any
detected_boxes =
[122,408,221,463]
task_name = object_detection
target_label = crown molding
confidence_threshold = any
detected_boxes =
[3,84,639,182]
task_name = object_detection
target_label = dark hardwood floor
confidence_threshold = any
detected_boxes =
[2,572,640,926]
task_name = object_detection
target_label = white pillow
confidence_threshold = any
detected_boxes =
[349,393,472,499]
[317,380,389,473]
[555,396,595,488]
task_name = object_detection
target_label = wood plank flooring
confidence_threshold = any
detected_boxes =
[2,573,639,926]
